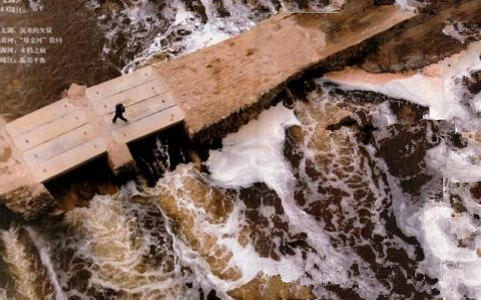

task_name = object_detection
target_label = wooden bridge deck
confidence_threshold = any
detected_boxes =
[85,66,184,145]
[4,67,184,183]
[5,98,108,183]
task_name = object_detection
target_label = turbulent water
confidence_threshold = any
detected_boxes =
[3,0,481,299]
[88,0,344,74]
[0,84,466,299]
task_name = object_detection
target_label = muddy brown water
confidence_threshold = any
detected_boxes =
[0,0,121,121]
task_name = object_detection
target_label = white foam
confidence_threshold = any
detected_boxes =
[443,23,481,45]
[426,142,481,183]
[420,206,476,262]
[394,0,422,12]
[27,0,43,11]
[375,115,481,300]
[204,104,311,286]
[1,227,56,299]
[416,203,481,299]
[205,102,358,293]
[122,0,258,73]
[180,17,239,54]
[324,74,443,119]
[120,0,345,74]
[25,227,66,300]
[443,24,469,44]
[207,103,300,195]
[324,41,481,126]
[376,101,398,126]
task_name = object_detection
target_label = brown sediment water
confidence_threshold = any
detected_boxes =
[0,0,119,121]
[0,227,55,299]
[0,80,467,299]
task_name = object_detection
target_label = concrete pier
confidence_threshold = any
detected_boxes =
[154,5,414,138]
[0,3,414,219]
[4,66,183,184]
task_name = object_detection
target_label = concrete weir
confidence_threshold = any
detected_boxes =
[0,3,414,219]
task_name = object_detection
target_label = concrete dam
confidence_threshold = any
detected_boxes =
[0,4,414,219]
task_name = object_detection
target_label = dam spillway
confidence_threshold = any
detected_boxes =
[0,5,414,219]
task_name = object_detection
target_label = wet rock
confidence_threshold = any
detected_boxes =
[361,0,481,72]
[470,182,481,199]
[324,284,364,300]
[450,194,467,213]
[325,115,357,131]
[1,185,56,221]
[284,125,305,169]
[389,102,429,124]
[374,122,439,195]
[374,0,395,5]
[448,132,468,149]
[464,70,481,94]
[238,183,308,261]
[228,274,315,300]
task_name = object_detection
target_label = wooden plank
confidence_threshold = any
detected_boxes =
[85,66,160,102]
[91,80,167,116]
[12,109,88,152]
[112,106,184,143]
[5,99,76,138]
[30,137,107,183]
[22,124,98,167]
[103,94,177,128]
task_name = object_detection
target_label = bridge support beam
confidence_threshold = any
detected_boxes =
[1,183,55,221]
[107,143,137,180]
[0,123,56,220]
[67,84,138,181]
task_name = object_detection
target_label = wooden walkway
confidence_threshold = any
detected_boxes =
[4,67,184,183]
[0,2,414,219]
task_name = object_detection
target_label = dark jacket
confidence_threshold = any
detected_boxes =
[115,103,125,114]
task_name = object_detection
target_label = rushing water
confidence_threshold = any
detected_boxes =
[2,0,481,299]
[0,86,456,299]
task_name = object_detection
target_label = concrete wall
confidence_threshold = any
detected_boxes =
[0,3,414,219]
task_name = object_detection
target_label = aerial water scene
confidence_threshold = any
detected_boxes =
[1,0,481,299]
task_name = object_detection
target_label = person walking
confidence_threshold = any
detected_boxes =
[112,103,128,123]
